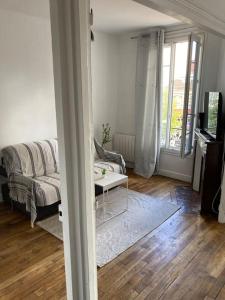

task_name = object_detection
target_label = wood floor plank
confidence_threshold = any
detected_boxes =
[216,285,225,300]
[135,222,223,299]
[1,171,225,299]
[149,231,225,299]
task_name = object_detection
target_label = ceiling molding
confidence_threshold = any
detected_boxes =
[91,0,180,34]
[134,0,225,38]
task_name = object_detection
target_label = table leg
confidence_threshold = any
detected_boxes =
[126,179,128,211]
[102,189,105,222]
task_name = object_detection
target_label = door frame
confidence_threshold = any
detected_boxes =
[49,0,97,299]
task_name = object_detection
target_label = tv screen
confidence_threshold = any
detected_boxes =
[204,92,222,139]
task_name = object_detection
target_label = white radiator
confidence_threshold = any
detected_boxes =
[113,133,135,164]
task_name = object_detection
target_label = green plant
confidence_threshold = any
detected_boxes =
[101,123,112,147]
[102,168,106,176]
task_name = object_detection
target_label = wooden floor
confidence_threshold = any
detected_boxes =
[1,171,225,299]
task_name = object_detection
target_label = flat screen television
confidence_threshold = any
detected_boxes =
[204,92,223,140]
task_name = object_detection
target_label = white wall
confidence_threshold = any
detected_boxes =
[159,152,193,182]
[0,8,57,153]
[91,31,120,145]
[199,32,222,111]
[116,35,137,135]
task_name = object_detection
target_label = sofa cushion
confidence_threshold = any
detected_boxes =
[9,172,60,224]
[9,172,61,207]
[33,173,61,206]
[94,160,122,174]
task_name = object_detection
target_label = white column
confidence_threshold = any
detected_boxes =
[49,1,97,299]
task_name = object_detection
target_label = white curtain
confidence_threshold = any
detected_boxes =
[134,30,164,178]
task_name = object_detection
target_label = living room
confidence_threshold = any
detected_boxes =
[1,0,225,299]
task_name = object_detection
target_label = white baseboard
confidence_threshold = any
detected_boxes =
[159,169,192,183]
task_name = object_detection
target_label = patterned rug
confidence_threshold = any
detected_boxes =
[37,188,180,267]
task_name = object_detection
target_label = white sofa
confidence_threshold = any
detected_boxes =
[2,138,125,224]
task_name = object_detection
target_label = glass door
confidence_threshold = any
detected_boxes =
[181,34,201,157]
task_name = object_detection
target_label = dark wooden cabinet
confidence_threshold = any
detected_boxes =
[193,130,224,214]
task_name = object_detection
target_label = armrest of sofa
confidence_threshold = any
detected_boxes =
[9,173,34,190]
[9,173,37,225]
[94,139,126,174]
[8,174,34,208]
[9,173,35,209]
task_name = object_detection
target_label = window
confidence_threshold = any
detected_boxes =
[161,35,202,157]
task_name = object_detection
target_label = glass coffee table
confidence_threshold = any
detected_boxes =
[95,172,128,225]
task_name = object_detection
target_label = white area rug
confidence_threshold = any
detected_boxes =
[37,188,180,267]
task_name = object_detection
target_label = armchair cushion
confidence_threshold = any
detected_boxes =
[94,139,126,174]
[94,160,121,174]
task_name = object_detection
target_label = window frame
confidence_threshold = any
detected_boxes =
[165,42,175,149]
[181,34,202,158]
[161,34,202,156]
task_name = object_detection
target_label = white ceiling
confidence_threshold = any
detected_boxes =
[0,0,180,34]
[91,0,180,34]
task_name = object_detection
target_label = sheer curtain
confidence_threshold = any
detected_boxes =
[134,30,164,178]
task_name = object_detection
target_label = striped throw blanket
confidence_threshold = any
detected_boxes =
[2,139,60,224]
[94,139,126,174]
